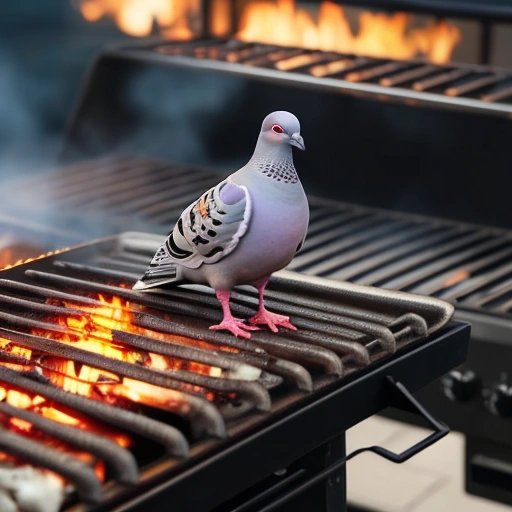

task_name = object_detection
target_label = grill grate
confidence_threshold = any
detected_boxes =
[148,39,512,115]
[9,157,512,318]
[0,233,452,507]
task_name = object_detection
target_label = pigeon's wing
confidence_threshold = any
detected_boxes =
[295,234,306,253]
[149,179,251,271]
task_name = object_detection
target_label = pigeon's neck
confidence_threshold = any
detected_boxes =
[246,138,298,185]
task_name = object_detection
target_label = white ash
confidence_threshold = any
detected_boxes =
[0,465,64,512]
[225,364,261,381]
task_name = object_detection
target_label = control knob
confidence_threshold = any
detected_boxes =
[485,383,512,418]
[441,370,481,402]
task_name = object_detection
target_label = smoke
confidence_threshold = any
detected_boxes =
[0,44,116,252]
[0,48,63,181]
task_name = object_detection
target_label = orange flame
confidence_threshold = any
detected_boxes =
[76,0,460,63]
[236,0,460,63]
[1,248,70,271]
[75,0,199,38]
[0,292,230,479]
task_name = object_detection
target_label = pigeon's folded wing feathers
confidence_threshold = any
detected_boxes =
[147,180,251,278]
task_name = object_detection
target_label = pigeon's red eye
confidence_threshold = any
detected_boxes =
[272,124,284,134]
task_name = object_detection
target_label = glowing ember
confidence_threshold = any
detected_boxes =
[0,293,224,413]
[0,291,233,482]
[236,0,460,64]
[1,248,70,271]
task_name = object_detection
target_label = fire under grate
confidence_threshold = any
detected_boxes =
[0,232,455,509]
[145,39,512,115]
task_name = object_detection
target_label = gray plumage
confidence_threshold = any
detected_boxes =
[133,111,309,338]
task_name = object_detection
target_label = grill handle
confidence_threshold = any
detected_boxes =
[240,376,449,512]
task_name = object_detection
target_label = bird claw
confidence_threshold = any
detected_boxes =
[232,317,260,331]
[209,318,258,339]
[249,310,297,333]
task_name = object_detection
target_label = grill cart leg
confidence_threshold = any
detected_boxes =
[275,434,347,512]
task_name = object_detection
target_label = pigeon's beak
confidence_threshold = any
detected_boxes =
[289,133,305,151]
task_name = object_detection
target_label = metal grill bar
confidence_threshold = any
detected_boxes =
[46,160,172,201]
[0,327,271,412]
[380,65,437,86]
[327,227,471,282]
[275,52,334,72]
[23,269,345,375]
[0,427,102,503]
[440,262,512,302]
[0,365,195,448]
[49,260,398,354]
[345,61,411,83]
[0,280,303,383]
[146,40,512,113]
[244,49,303,67]
[16,151,512,317]
[377,236,511,291]
[291,220,429,274]
[481,82,512,102]
[0,402,138,484]
[445,73,506,96]
[408,244,512,296]
[112,330,313,392]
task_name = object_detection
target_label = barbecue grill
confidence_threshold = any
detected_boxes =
[5,10,512,505]
[0,232,467,511]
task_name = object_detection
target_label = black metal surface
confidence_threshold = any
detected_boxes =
[336,0,512,21]
[0,233,465,511]
[52,41,512,230]
[230,377,449,512]
[138,40,512,115]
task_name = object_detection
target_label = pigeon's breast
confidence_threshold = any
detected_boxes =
[202,178,309,289]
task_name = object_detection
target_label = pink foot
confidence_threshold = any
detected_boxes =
[249,309,297,333]
[209,317,258,339]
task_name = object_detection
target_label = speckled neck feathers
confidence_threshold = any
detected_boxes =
[247,138,299,184]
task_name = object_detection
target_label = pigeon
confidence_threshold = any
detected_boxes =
[133,111,309,338]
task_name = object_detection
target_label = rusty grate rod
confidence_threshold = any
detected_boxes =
[0,326,271,413]
[0,426,102,503]
[0,402,138,484]
[52,262,396,353]
[135,314,343,377]
[52,161,174,205]
[0,366,193,452]
[112,330,313,392]
[132,302,369,365]
[25,270,344,376]
[0,282,315,383]
[0,279,107,308]
[0,288,271,383]
[0,321,227,437]
[270,271,450,335]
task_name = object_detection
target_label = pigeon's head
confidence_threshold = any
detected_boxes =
[260,111,305,151]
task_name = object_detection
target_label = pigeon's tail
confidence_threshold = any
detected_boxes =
[132,264,181,291]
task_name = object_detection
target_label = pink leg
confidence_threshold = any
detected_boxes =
[249,278,297,333]
[209,290,258,339]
